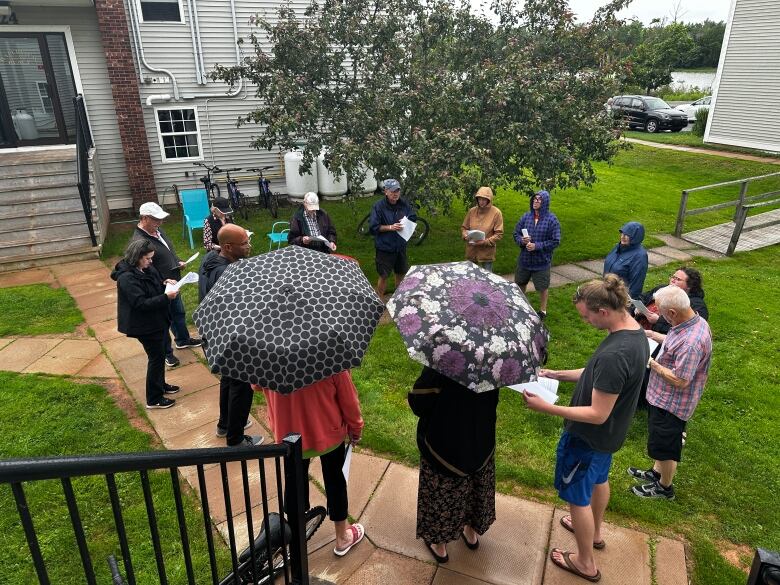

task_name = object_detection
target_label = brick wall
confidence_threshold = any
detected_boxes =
[94,0,156,210]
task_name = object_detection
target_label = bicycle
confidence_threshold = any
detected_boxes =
[246,166,279,219]
[224,167,249,221]
[107,506,326,585]
[357,211,430,246]
[193,162,222,204]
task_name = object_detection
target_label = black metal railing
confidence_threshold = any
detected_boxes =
[73,94,97,247]
[0,434,310,585]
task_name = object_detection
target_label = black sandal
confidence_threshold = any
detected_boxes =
[426,543,449,563]
[461,532,479,550]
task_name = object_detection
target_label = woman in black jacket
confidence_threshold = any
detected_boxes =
[408,366,499,564]
[111,240,180,409]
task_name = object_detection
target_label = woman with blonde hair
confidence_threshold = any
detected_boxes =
[461,186,503,272]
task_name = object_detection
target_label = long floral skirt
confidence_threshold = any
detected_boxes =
[416,455,496,545]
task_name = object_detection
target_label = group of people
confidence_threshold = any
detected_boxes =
[113,182,712,580]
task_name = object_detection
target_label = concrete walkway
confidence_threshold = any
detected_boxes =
[625,137,780,165]
[0,240,712,585]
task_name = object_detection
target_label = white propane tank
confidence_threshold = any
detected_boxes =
[352,166,378,197]
[11,110,39,140]
[284,150,318,203]
[316,152,348,201]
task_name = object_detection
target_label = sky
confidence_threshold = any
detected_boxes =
[567,0,731,24]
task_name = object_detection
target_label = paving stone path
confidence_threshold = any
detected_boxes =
[0,238,713,584]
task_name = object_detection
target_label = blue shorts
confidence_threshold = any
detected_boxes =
[554,431,613,507]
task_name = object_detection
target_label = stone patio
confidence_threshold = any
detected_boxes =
[0,240,713,585]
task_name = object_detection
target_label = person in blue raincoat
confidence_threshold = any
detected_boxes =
[603,221,648,299]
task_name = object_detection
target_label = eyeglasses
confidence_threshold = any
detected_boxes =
[533,196,543,201]
[670,274,686,282]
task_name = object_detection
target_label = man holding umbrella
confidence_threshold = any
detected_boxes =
[198,224,263,447]
[522,275,648,583]
[368,179,417,298]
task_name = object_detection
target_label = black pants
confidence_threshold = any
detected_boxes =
[218,376,254,446]
[285,443,348,522]
[136,331,167,406]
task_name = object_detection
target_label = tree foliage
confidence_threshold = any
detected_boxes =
[623,22,696,93]
[213,0,633,208]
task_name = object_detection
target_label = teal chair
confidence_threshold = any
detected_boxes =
[180,188,210,249]
[267,221,290,251]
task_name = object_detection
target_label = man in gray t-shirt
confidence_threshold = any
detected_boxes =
[522,275,648,583]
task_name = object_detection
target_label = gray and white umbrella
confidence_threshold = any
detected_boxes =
[194,246,383,394]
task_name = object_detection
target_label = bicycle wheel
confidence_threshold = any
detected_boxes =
[356,213,372,236]
[237,191,249,221]
[209,183,220,205]
[305,506,327,541]
[410,217,430,246]
[268,190,279,218]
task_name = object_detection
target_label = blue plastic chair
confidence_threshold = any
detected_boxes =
[267,221,290,251]
[180,188,210,249]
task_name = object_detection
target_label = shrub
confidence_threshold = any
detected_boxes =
[693,107,710,136]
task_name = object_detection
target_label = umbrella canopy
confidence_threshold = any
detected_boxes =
[194,246,384,394]
[387,262,548,392]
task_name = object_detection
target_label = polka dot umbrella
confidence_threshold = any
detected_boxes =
[387,261,548,392]
[194,245,384,394]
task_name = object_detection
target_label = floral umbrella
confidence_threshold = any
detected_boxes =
[387,262,548,392]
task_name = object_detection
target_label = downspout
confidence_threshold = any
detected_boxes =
[127,0,181,100]
[191,0,207,85]
[185,0,205,84]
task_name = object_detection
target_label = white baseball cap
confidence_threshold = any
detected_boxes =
[303,192,320,211]
[139,202,169,219]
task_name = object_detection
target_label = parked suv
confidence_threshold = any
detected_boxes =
[610,95,688,133]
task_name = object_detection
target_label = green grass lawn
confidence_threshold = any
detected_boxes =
[625,131,780,159]
[0,372,231,583]
[354,247,780,584]
[0,284,83,336]
[103,145,780,289]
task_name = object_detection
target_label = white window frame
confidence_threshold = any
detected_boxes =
[154,105,203,163]
[136,0,186,24]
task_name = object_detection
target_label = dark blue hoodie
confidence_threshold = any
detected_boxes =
[513,190,561,270]
[603,221,648,298]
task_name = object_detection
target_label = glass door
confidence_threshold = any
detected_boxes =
[0,33,78,147]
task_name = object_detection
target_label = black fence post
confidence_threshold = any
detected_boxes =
[283,433,309,585]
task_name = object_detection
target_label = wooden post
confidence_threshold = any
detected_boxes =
[734,181,748,222]
[727,205,748,256]
[674,190,689,237]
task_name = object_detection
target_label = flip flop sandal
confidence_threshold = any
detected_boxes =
[560,515,606,550]
[333,523,365,557]
[550,548,601,582]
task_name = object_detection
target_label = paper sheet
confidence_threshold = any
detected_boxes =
[398,216,417,242]
[165,271,199,294]
[521,228,530,239]
[342,443,353,482]
[508,376,560,404]
[183,252,199,265]
[630,298,651,317]
[467,230,486,242]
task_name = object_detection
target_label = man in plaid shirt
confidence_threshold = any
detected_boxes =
[628,285,712,500]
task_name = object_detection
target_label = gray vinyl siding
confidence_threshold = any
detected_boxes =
[705,0,780,152]
[133,0,302,204]
[10,6,134,210]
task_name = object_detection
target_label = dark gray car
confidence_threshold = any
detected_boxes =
[611,95,688,133]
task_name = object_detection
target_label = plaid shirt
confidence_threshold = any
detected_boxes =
[647,314,712,421]
[304,212,321,238]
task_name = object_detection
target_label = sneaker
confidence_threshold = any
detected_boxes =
[175,337,202,349]
[165,355,180,368]
[539,310,547,321]
[627,466,661,482]
[163,384,180,395]
[229,435,264,447]
[215,420,253,438]
[146,397,176,409]
[631,480,675,500]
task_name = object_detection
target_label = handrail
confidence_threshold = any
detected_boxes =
[73,94,97,247]
[0,434,310,585]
